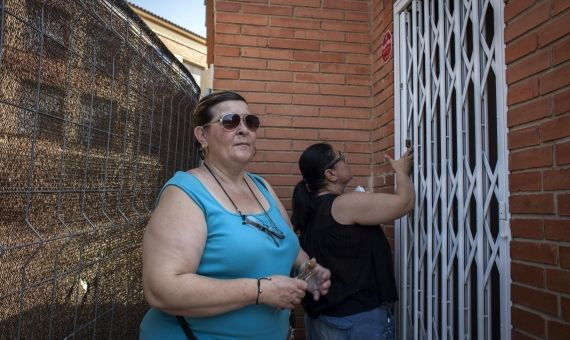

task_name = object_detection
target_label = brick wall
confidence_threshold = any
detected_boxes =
[370,0,395,245]
[506,0,570,339]
[208,0,373,214]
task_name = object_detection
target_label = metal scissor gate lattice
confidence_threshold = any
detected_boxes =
[393,0,510,339]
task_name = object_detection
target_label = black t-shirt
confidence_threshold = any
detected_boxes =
[300,194,398,318]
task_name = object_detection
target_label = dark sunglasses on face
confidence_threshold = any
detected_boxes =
[202,113,260,131]
[323,151,346,170]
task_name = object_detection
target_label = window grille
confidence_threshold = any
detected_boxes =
[394,0,510,339]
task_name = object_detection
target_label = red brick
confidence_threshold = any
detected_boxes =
[267,60,318,72]
[506,50,551,84]
[266,82,318,94]
[346,142,370,153]
[511,240,558,264]
[544,219,570,242]
[323,0,369,12]
[214,68,239,79]
[242,4,293,16]
[512,261,545,287]
[548,320,570,340]
[540,115,570,142]
[552,0,570,15]
[556,141,570,165]
[322,42,371,54]
[562,296,570,321]
[213,79,265,92]
[345,119,371,130]
[554,38,570,66]
[294,51,345,63]
[537,10,570,47]
[215,23,241,34]
[247,162,297,174]
[292,95,344,107]
[540,63,570,95]
[560,246,570,269]
[241,47,293,60]
[505,0,536,22]
[294,7,344,20]
[240,70,292,81]
[292,117,344,129]
[507,78,540,106]
[509,126,540,149]
[511,283,558,314]
[270,17,320,30]
[294,72,345,84]
[295,30,346,42]
[346,12,369,22]
[321,21,369,33]
[347,75,371,86]
[507,97,551,127]
[346,54,371,65]
[263,174,298,186]
[511,193,556,214]
[215,33,268,47]
[506,34,538,64]
[320,107,370,119]
[559,194,570,216]
[266,104,319,117]
[255,139,291,151]
[216,1,241,12]
[215,55,267,69]
[345,97,372,108]
[320,84,370,97]
[553,88,570,115]
[215,46,240,57]
[217,13,268,26]
[242,26,294,38]
[241,92,292,104]
[346,32,371,43]
[509,146,553,171]
[546,269,570,293]
[544,169,570,191]
[321,63,370,75]
[512,330,535,340]
[270,0,320,7]
[259,115,291,128]
[320,129,370,142]
[268,38,320,50]
[505,1,549,42]
[263,127,318,140]
[510,171,542,192]
[512,306,546,337]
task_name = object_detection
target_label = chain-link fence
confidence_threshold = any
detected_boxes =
[0,0,200,338]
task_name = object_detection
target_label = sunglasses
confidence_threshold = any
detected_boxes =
[323,151,346,171]
[202,113,260,131]
[243,215,285,247]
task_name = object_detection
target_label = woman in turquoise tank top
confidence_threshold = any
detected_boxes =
[139,91,331,340]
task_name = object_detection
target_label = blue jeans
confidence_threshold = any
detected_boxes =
[304,305,394,340]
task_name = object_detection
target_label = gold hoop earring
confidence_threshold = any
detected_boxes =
[199,145,209,160]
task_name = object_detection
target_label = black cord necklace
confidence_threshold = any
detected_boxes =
[203,162,281,234]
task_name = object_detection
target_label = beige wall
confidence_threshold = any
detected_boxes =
[130,5,207,89]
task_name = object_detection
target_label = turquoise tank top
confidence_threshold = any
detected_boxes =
[139,171,300,339]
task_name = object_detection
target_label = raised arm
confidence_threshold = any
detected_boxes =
[142,186,306,316]
[332,149,415,226]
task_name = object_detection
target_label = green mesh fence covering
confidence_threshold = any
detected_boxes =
[0,0,200,338]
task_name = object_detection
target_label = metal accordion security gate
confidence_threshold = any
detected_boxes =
[393,0,510,339]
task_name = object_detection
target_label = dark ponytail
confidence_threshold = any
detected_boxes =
[291,180,315,233]
[291,143,337,233]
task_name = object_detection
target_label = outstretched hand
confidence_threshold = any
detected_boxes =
[384,148,413,175]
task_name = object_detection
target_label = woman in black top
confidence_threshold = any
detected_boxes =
[291,143,414,340]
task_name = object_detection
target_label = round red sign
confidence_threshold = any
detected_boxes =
[381,31,392,62]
